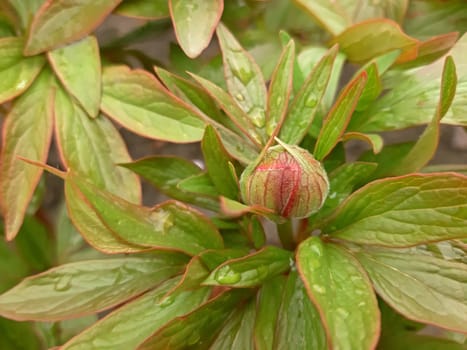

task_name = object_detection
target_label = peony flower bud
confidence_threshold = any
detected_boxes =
[240,142,329,219]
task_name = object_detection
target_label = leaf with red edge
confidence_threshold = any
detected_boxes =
[0,68,54,240]
[323,173,467,247]
[48,36,101,118]
[0,255,188,321]
[0,37,45,104]
[297,237,380,350]
[24,0,122,55]
[170,0,223,58]
[330,19,418,63]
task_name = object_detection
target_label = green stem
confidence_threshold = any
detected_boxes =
[277,221,295,250]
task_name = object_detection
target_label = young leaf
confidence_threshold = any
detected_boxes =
[170,0,223,58]
[254,275,285,350]
[54,86,141,204]
[265,40,295,138]
[0,68,54,240]
[64,181,147,254]
[120,156,219,211]
[69,174,224,255]
[115,0,169,19]
[101,65,206,143]
[279,45,338,145]
[61,279,209,350]
[313,72,367,160]
[297,237,380,350]
[330,19,418,63]
[0,37,45,104]
[210,298,256,350]
[24,0,122,55]
[0,255,187,321]
[357,248,467,333]
[138,289,253,349]
[341,132,383,154]
[274,271,327,350]
[203,246,292,287]
[216,23,267,127]
[201,125,239,199]
[323,173,467,246]
[48,36,101,118]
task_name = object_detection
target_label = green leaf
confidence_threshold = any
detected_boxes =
[210,298,256,350]
[198,248,250,271]
[177,173,219,198]
[297,237,380,350]
[341,132,383,154]
[265,40,295,138]
[170,0,223,58]
[323,173,467,246]
[0,255,187,321]
[379,332,467,350]
[115,0,169,19]
[273,271,327,350]
[216,22,267,127]
[356,247,467,333]
[163,257,210,298]
[203,246,292,287]
[0,37,45,104]
[354,63,382,111]
[61,279,210,350]
[48,36,101,118]
[69,174,224,255]
[0,235,30,294]
[201,125,238,199]
[0,68,53,240]
[5,0,44,31]
[293,0,348,36]
[330,19,418,63]
[138,289,252,349]
[0,317,44,350]
[101,65,206,143]
[55,86,140,204]
[313,72,367,160]
[64,181,147,254]
[254,275,285,350]
[390,56,457,175]
[120,156,219,211]
[24,0,122,55]
[279,45,338,145]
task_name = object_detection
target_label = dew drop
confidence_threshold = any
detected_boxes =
[215,265,241,284]
[254,265,269,280]
[232,67,254,85]
[150,210,173,232]
[158,295,174,307]
[305,96,317,108]
[54,275,72,291]
[248,107,266,128]
[312,284,326,294]
[235,93,245,102]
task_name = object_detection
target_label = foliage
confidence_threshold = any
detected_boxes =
[0,0,466,349]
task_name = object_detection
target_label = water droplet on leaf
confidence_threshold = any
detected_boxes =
[215,265,241,284]
[54,275,72,291]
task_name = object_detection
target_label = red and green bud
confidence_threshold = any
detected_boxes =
[240,143,329,219]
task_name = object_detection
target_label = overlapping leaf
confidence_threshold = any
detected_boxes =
[115,0,169,19]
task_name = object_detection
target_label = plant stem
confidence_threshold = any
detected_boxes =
[277,221,295,250]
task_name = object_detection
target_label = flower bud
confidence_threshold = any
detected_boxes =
[240,143,329,219]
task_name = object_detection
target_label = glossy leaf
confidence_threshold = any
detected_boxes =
[297,238,380,350]
[203,246,292,287]
[0,37,45,104]
[357,248,467,333]
[279,45,338,145]
[274,271,327,350]
[101,65,206,142]
[201,125,238,199]
[216,23,267,127]
[314,72,367,160]
[48,36,101,118]
[323,173,467,246]
[391,56,457,175]
[266,40,294,138]
[24,0,122,55]
[330,19,418,63]
[210,298,256,350]
[170,0,223,58]
[254,275,285,350]
[0,255,187,321]
[0,317,43,350]
[115,0,168,19]
[65,181,147,254]
[70,174,224,255]
[55,86,140,203]
[120,156,219,211]
[0,68,54,240]
[139,289,252,349]
[62,279,209,350]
